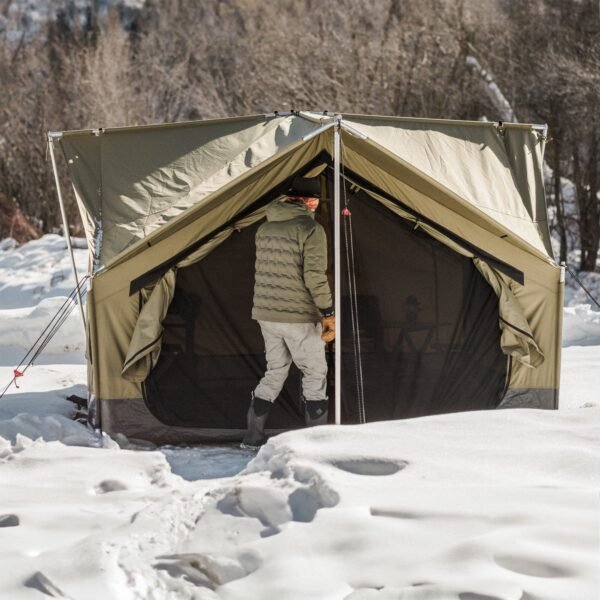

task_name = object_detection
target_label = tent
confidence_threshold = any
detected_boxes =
[49,112,564,443]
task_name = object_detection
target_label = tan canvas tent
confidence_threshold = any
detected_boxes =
[50,111,563,443]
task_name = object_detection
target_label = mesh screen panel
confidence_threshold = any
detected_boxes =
[338,191,506,423]
[144,189,506,430]
[144,222,305,429]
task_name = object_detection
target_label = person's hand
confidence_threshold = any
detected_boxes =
[321,315,335,342]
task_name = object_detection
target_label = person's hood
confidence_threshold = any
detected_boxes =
[266,199,315,222]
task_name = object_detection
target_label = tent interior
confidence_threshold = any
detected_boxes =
[143,168,508,432]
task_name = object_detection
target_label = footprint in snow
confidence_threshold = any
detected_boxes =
[0,514,19,527]
[332,459,407,476]
[154,552,259,588]
[24,571,73,599]
[494,554,573,578]
[94,479,128,494]
[217,468,340,532]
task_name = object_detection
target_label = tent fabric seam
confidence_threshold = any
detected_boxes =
[499,316,537,342]
[335,165,526,285]
[466,204,550,224]
[127,151,331,295]
[59,114,271,137]
[342,113,546,130]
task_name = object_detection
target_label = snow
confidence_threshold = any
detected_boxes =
[0,234,599,599]
[562,304,600,347]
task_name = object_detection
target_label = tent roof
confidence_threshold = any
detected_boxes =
[56,112,553,269]
[341,114,551,258]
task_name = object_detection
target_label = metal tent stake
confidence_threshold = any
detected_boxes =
[48,133,87,337]
[333,120,342,425]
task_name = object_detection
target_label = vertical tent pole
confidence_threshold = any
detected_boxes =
[48,133,87,336]
[555,262,566,409]
[333,118,342,425]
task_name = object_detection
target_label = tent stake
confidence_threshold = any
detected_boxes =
[48,134,87,338]
[333,119,342,425]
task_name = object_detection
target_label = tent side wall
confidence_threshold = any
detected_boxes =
[500,268,564,408]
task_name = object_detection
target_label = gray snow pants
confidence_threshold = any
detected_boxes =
[254,320,328,403]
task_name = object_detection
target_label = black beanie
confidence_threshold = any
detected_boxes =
[288,177,321,198]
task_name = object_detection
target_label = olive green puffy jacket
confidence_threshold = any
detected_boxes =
[252,199,332,323]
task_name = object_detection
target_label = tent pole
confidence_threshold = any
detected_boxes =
[302,120,336,142]
[48,133,87,336]
[339,121,368,140]
[333,118,342,425]
[555,263,566,409]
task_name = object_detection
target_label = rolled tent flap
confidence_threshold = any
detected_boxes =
[122,269,176,382]
[474,258,544,368]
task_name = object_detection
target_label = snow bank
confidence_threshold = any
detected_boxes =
[0,234,87,310]
[0,297,86,363]
[0,413,102,447]
[0,436,187,600]
[0,234,599,599]
[562,304,600,346]
[141,408,599,600]
[0,366,87,420]
[0,234,87,364]
[3,408,593,600]
[560,344,600,409]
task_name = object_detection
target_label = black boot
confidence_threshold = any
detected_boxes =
[241,394,273,449]
[305,399,329,427]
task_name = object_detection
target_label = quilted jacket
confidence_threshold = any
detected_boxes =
[252,199,332,323]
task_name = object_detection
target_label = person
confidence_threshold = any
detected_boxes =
[242,176,335,448]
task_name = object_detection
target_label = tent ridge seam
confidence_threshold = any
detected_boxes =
[335,165,525,285]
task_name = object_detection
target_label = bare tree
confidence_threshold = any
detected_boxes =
[0,0,597,272]
[480,0,600,269]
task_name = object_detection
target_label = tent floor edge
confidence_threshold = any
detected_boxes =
[497,388,557,410]
[99,396,250,444]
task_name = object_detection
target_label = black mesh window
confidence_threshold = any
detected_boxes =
[144,222,305,430]
[338,191,507,422]
[144,186,506,431]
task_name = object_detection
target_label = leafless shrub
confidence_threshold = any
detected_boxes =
[0,0,597,270]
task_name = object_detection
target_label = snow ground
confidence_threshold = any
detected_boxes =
[0,235,599,599]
